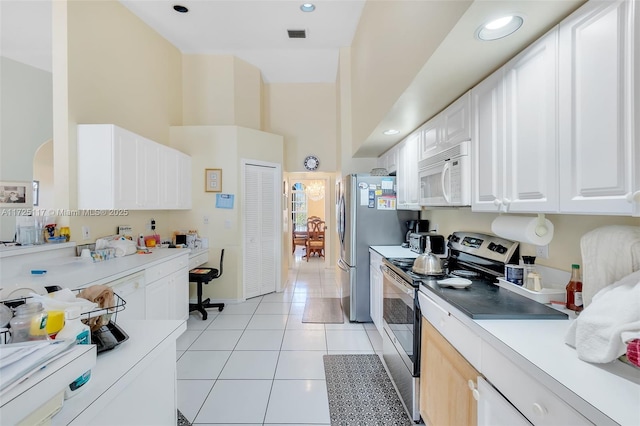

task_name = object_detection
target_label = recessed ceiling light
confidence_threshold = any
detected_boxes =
[383,129,400,135]
[173,4,188,13]
[300,3,316,12]
[476,14,524,41]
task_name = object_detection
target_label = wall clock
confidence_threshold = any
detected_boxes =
[304,155,319,171]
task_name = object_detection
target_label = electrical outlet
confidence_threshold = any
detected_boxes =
[203,215,209,225]
[432,223,439,233]
[82,226,90,240]
[536,244,549,259]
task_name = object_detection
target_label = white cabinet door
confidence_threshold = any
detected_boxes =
[477,377,531,426]
[441,92,471,148]
[78,124,192,210]
[418,116,442,161]
[170,267,189,321]
[145,276,171,320]
[379,144,399,174]
[369,250,384,335]
[504,29,559,213]
[559,0,637,215]
[472,28,559,213]
[471,68,505,212]
[113,127,141,209]
[139,137,161,209]
[396,134,420,210]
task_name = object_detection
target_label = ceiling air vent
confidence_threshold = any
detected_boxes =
[287,29,306,39]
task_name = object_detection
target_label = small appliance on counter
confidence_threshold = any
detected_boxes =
[403,220,430,247]
[409,232,446,256]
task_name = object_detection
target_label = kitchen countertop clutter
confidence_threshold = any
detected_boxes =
[0,243,208,424]
[370,244,640,426]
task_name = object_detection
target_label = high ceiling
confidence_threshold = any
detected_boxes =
[2,0,587,157]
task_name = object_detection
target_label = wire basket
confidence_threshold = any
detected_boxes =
[0,289,126,345]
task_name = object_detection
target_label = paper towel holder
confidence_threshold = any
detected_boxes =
[535,214,549,237]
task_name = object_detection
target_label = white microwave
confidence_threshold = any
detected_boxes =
[418,140,471,206]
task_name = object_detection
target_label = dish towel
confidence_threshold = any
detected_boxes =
[580,225,640,307]
[565,269,640,363]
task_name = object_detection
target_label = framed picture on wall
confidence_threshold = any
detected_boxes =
[0,181,33,207]
[205,169,222,192]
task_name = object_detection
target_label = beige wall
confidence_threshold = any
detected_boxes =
[263,83,337,173]
[182,55,262,129]
[349,1,471,153]
[56,0,183,241]
[422,209,640,273]
[170,126,284,301]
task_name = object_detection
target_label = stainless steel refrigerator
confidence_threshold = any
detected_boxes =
[337,174,417,322]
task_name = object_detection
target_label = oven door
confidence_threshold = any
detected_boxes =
[381,265,419,374]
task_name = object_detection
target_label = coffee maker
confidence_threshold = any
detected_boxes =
[403,219,429,247]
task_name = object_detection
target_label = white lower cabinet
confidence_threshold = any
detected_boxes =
[476,377,531,426]
[481,342,590,426]
[104,271,145,320]
[145,253,189,320]
[369,249,384,334]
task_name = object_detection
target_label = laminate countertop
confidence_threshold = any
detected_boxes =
[1,248,205,299]
[371,245,640,425]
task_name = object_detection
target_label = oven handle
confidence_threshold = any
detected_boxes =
[381,265,414,295]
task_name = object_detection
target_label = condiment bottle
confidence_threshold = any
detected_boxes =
[565,264,583,312]
[9,302,49,343]
[522,256,537,284]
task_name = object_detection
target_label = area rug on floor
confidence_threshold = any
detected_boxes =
[323,354,412,426]
[177,409,191,426]
[302,298,344,323]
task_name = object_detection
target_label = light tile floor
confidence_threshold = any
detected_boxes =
[176,249,383,425]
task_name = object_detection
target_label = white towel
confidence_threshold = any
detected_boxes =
[580,225,640,307]
[565,269,640,363]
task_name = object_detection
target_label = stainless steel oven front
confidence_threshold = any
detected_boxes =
[380,264,421,422]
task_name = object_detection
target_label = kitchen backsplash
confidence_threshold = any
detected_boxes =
[421,208,640,272]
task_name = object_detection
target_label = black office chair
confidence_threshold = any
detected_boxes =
[188,249,225,320]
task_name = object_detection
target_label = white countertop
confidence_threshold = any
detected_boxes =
[0,248,196,300]
[372,245,640,425]
[370,245,419,259]
[52,319,186,425]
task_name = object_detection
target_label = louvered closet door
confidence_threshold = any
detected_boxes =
[244,164,277,299]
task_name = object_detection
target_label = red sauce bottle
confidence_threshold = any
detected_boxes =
[565,264,583,312]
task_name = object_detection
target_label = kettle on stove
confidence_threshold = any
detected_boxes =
[412,237,443,276]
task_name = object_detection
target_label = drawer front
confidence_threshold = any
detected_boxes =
[189,252,209,270]
[145,254,189,283]
[418,291,481,369]
[482,342,592,426]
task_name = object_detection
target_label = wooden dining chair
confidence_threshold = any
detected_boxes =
[292,228,308,254]
[305,219,325,261]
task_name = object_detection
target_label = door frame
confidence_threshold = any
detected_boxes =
[287,172,333,267]
[241,159,283,299]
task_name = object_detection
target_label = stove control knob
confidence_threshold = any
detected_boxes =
[496,245,507,254]
[488,242,497,251]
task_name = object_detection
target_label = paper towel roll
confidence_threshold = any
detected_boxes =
[491,215,554,246]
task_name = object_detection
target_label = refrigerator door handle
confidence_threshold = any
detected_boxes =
[337,257,350,272]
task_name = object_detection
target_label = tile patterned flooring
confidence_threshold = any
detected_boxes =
[176,250,383,425]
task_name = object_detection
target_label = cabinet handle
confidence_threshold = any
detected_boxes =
[468,380,476,391]
[472,388,480,401]
[626,191,640,203]
[493,198,503,207]
[532,403,548,417]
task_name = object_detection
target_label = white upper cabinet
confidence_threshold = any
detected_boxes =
[78,124,192,210]
[558,0,638,215]
[419,92,471,161]
[472,28,559,213]
[378,143,399,174]
[397,132,421,210]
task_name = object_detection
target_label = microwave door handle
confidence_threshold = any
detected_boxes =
[441,161,451,203]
